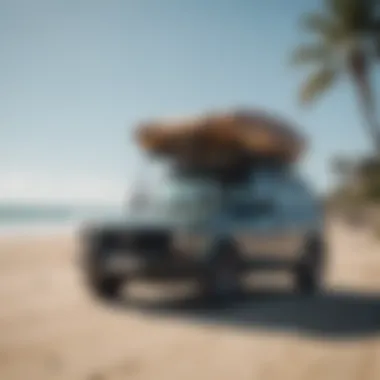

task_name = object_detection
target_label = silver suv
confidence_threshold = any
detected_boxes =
[81,161,325,301]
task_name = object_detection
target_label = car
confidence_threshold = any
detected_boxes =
[80,160,326,302]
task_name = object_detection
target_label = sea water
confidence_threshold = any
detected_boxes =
[0,203,127,236]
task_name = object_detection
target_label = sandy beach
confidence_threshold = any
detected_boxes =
[1,220,380,380]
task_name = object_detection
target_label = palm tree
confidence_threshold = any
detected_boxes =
[291,0,380,153]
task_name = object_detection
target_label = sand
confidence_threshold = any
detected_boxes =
[1,221,380,380]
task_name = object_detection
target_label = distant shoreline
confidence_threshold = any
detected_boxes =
[0,221,81,238]
[0,203,125,237]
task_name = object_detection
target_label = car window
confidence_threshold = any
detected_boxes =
[250,168,285,197]
[280,177,311,207]
[276,174,319,226]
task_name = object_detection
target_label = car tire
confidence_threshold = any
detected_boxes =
[82,240,124,302]
[294,236,325,295]
[88,275,123,301]
[200,240,242,302]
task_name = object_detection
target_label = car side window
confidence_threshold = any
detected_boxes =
[277,175,317,224]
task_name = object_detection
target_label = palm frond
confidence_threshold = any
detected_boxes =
[326,0,375,32]
[291,44,331,66]
[301,12,346,42]
[326,0,357,19]
[299,67,338,105]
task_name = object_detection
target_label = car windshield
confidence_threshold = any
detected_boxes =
[130,161,291,222]
[154,172,222,222]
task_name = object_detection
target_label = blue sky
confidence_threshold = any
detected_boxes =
[0,0,374,204]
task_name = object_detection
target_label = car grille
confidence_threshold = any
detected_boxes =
[125,230,171,252]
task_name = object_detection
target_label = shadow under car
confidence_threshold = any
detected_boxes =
[113,287,380,339]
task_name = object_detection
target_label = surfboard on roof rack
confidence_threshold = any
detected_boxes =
[135,109,306,167]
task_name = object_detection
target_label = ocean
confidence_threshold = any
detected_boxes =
[0,203,125,236]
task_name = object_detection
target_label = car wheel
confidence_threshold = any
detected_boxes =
[83,245,124,302]
[88,275,123,301]
[294,236,325,295]
[200,241,242,301]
